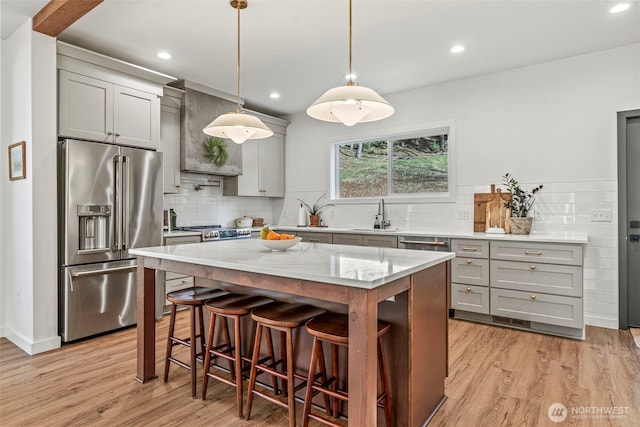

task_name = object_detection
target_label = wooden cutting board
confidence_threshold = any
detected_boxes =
[474,184,512,232]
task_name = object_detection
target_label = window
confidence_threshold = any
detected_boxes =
[331,124,454,202]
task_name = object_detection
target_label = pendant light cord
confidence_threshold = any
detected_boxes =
[236,2,242,113]
[348,0,354,86]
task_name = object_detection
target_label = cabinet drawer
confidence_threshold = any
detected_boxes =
[451,239,489,259]
[451,258,489,286]
[490,241,583,266]
[164,276,194,304]
[364,235,398,248]
[490,288,583,329]
[451,283,489,314]
[164,235,201,245]
[332,233,364,246]
[491,260,582,297]
[295,232,333,244]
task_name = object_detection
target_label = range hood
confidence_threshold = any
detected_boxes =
[173,81,243,176]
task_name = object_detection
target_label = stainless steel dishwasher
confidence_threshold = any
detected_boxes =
[398,235,453,316]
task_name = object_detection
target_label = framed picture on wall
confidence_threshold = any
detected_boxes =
[8,141,26,181]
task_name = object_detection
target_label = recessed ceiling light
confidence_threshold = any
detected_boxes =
[344,73,357,81]
[450,45,465,54]
[610,3,630,13]
[157,52,172,60]
[269,92,280,99]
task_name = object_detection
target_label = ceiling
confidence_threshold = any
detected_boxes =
[2,1,639,117]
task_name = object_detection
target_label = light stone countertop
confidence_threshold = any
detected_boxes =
[272,226,589,244]
[130,239,454,290]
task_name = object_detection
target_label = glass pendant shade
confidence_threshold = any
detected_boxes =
[306,84,394,126]
[203,112,273,144]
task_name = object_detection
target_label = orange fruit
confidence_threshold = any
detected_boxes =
[266,231,281,240]
[279,234,294,240]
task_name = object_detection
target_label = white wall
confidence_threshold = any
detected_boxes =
[0,21,60,354]
[280,44,640,328]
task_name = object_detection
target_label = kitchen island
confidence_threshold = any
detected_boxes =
[131,239,454,426]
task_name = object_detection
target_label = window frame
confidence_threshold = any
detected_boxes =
[329,120,456,204]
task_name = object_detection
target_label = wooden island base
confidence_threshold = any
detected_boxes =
[132,241,451,426]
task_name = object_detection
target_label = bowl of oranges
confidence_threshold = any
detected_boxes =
[259,228,302,251]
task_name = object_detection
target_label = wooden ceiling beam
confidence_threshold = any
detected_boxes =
[33,0,103,37]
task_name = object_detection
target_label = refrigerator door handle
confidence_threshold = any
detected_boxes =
[70,264,137,278]
[114,155,123,251]
[123,155,130,250]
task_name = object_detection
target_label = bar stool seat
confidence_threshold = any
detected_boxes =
[302,312,393,427]
[202,293,273,418]
[164,286,225,398]
[246,302,329,427]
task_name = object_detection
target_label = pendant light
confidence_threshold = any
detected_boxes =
[306,0,394,126]
[203,0,273,144]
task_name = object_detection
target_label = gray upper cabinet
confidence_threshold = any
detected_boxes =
[58,70,160,150]
[224,109,289,197]
[228,133,285,197]
[159,87,183,194]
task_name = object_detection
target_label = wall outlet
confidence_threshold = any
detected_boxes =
[456,210,469,220]
[591,209,612,222]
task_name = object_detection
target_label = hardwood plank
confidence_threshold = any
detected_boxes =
[1,316,638,426]
[32,0,103,37]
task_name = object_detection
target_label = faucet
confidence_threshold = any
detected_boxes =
[375,198,391,229]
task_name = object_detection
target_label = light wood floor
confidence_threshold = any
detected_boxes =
[1,314,638,426]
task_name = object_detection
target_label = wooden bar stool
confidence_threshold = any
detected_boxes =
[302,312,393,427]
[246,302,329,427]
[201,293,273,417]
[164,286,225,398]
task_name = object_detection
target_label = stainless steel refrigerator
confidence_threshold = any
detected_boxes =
[58,138,162,342]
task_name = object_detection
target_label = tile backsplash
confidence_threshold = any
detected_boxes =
[163,172,275,228]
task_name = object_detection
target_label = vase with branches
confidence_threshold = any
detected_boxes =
[502,173,543,234]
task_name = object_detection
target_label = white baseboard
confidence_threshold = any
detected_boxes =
[584,315,619,330]
[4,327,61,355]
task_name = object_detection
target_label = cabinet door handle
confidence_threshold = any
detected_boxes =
[181,279,188,283]
[107,131,113,136]
[466,287,472,292]
[466,259,472,264]
[530,265,536,270]
[525,251,542,255]
[531,295,537,300]
[462,247,478,251]
[115,132,121,137]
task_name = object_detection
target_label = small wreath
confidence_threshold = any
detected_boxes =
[203,137,228,167]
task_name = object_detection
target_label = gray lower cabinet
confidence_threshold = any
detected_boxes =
[450,239,490,315]
[159,234,201,316]
[490,288,583,329]
[363,235,398,248]
[285,231,398,248]
[452,238,585,338]
[332,233,364,246]
[295,231,333,244]
[451,283,490,314]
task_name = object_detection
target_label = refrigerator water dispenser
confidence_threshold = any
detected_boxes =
[78,204,111,253]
